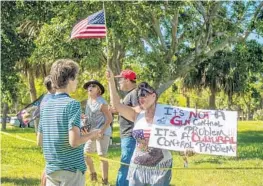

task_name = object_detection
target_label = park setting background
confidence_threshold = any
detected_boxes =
[1,121,263,185]
[1,1,263,185]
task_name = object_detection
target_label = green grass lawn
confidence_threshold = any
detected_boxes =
[1,121,263,186]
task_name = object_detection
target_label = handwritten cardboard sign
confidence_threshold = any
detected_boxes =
[148,104,238,156]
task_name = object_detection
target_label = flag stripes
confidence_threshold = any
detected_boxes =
[71,10,106,39]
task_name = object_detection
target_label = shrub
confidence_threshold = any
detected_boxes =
[253,109,263,120]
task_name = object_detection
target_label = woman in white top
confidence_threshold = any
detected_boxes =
[107,71,172,186]
[82,80,112,185]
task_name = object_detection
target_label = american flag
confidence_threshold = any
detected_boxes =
[16,94,44,127]
[133,129,152,139]
[71,10,106,39]
[143,129,151,138]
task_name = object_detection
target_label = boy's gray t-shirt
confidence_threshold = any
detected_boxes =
[119,89,138,138]
[85,96,111,136]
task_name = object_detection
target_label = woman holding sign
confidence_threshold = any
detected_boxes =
[106,71,172,186]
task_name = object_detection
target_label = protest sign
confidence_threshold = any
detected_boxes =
[148,104,238,156]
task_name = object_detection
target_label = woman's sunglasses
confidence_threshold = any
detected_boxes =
[88,84,97,88]
[137,88,153,98]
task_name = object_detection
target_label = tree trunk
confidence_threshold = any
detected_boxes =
[14,100,19,114]
[227,93,232,110]
[42,64,47,77]
[108,57,122,76]
[106,39,125,76]
[2,102,9,130]
[186,96,190,108]
[209,87,216,109]
[27,68,38,133]
[247,104,251,120]
[251,110,254,120]
[194,100,198,110]
[156,80,175,96]
[27,68,37,102]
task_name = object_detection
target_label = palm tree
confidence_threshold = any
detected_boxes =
[182,51,231,109]
[16,2,55,102]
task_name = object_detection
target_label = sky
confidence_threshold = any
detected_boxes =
[248,33,263,44]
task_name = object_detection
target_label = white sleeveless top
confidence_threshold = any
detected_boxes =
[127,105,172,184]
[85,96,111,136]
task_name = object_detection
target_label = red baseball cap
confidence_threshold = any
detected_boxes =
[115,70,137,81]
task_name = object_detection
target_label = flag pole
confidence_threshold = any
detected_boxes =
[103,2,110,69]
[103,2,114,108]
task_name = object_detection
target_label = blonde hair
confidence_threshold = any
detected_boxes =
[97,87,102,95]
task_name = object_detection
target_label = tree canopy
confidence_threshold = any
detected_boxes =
[1,1,263,121]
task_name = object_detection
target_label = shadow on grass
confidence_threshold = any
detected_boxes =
[192,130,263,165]
[238,130,263,143]
[1,177,39,186]
[108,145,122,158]
[1,151,44,167]
[193,158,223,165]
[13,147,40,151]
[237,130,263,160]
[2,126,35,134]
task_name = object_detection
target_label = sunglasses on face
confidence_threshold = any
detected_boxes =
[137,89,153,98]
[88,84,97,88]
